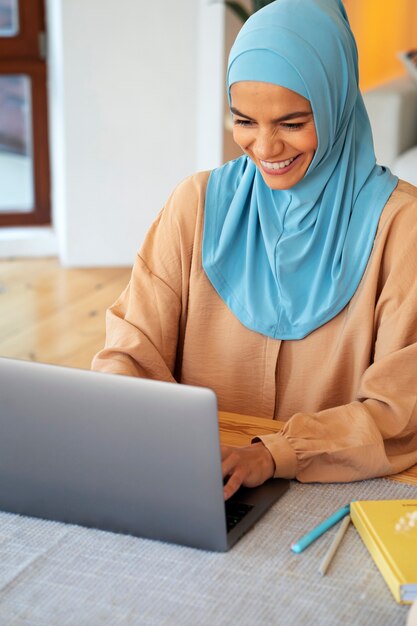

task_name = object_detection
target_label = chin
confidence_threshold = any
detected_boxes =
[261,174,300,191]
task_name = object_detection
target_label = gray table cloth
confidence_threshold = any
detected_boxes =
[0,478,415,625]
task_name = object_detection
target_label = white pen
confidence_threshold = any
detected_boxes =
[319,514,351,576]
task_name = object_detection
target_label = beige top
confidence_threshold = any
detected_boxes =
[92,173,417,483]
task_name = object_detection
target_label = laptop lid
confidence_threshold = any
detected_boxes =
[0,358,288,551]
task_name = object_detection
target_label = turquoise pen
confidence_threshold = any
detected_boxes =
[291,503,351,553]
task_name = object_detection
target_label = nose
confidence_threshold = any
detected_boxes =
[255,128,285,160]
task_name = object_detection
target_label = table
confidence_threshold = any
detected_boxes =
[0,413,415,625]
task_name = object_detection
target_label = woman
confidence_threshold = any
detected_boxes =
[92,0,417,500]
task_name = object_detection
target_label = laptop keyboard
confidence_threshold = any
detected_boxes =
[225,500,254,532]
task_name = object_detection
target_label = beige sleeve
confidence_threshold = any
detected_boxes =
[91,176,198,381]
[259,202,417,483]
[91,255,181,381]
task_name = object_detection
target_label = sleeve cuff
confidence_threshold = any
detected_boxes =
[252,432,298,479]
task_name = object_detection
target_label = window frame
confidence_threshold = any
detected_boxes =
[0,0,51,227]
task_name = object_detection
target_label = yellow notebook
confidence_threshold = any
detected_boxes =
[350,500,417,604]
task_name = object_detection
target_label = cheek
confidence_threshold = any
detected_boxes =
[290,132,317,155]
[305,129,318,152]
[232,128,250,150]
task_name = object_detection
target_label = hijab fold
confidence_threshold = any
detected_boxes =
[202,0,398,339]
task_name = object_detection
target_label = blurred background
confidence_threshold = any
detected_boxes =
[0,0,416,268]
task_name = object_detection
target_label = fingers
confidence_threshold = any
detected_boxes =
[220,443,276,500]
[221,446,239,476]
[221,446,243,500]
[223,472,242,501]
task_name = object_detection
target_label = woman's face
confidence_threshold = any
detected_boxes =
[230,81,318,190]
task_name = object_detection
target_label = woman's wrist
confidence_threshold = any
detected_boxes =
[252,441,276,479]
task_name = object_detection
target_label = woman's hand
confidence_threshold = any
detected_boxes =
[221,442,276,500]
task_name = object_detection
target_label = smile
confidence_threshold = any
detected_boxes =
[260,156,298,170]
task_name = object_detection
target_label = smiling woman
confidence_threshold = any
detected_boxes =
[230,82,317,189]
[92,0,417,502]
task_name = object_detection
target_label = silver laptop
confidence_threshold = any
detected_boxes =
[0,357,289,551]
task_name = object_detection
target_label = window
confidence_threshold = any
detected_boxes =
[0,0,50,226]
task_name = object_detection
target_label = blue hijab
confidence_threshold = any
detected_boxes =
[202,0,397,340]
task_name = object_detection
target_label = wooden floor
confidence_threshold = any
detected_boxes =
[0,257,131,370]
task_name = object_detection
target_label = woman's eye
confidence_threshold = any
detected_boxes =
[234,118,253,127]
[281,122,305,130]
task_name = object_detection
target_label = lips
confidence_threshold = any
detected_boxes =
[259,154,301,175]
[260,156,296,170]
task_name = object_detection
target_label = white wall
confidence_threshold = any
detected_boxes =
[47,0,225,267]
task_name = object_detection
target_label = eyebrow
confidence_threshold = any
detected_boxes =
[230,106,312,123]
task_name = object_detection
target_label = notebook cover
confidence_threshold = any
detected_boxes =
[350,500,417,604]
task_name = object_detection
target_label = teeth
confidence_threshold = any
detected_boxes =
[260,156,296,170]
